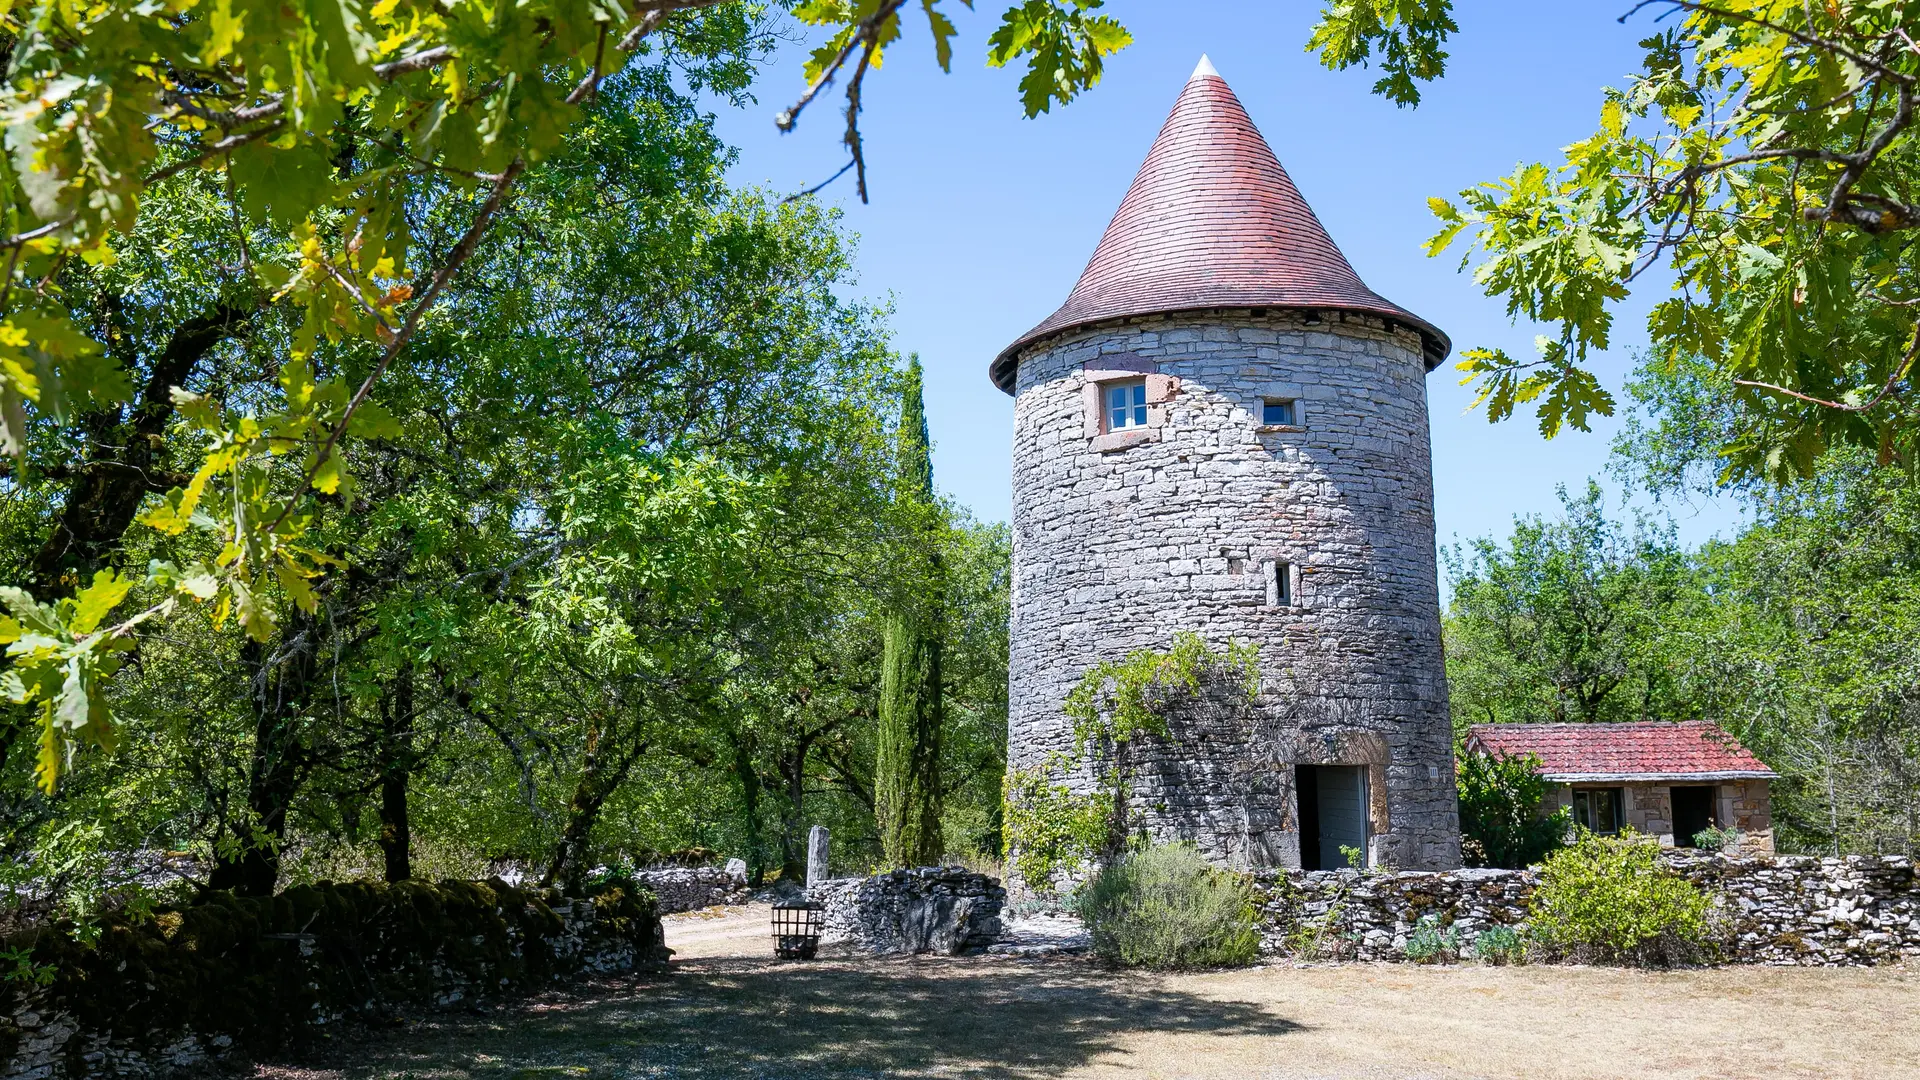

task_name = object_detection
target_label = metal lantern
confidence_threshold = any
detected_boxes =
[771,900,823,959]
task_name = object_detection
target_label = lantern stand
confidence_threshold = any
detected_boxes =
[771,900,823,960]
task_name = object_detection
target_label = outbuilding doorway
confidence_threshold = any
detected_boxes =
[1296,765,1368,870]
[1671,785,1717,847]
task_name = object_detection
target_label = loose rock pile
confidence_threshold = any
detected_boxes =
[1253,853,1918,966]
[812,867,1005,956]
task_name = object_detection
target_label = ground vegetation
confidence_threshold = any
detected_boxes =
[1074,842,1260,971]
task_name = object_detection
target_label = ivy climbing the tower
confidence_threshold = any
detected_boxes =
[1002,632,1260,893]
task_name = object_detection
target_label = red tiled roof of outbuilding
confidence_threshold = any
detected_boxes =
[990,56,1450,394]
[1465,721,1777,781]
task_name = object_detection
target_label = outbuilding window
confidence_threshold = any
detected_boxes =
[1572,787,1624,835]
[1106,380,1148,431]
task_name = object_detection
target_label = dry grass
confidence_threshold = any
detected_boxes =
[253,905,1920,1080]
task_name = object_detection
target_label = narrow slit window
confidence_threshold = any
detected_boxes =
[1264,559,1294,607]
[1262,398,1298,427]
[1107,380,1148,431]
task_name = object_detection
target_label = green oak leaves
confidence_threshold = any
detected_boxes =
[1313,1,1920,481]
[0,572,141,792]
[0,0,1135,791]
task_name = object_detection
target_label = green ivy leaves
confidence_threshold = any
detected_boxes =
[1002,632,1259,892]
[1064,631,1260,758]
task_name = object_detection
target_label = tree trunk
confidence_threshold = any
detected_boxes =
[732,735,765,887]
[208,621,319,897]
[544,710,606,893]
[777,738,811,883]
[544,788,605,893]
[543,712,648,893]
[376,665,416,883]
[29,302,253,596]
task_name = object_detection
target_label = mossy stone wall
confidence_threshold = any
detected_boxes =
[1,878,667,1080]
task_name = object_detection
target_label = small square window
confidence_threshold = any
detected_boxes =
[1262,398,1298,427]
[1106,380,1148,431]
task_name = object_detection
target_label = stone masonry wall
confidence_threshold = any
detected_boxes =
[633,865,749,914]
[1544,781,1775,855]
[1,879,669,1080]
[812,868,1005,956]
[1007,309,1460,871]
[1254,853,1919,965]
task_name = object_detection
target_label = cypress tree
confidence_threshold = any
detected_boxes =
[875,357,946,867]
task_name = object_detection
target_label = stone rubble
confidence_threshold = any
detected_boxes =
[812,867,1005,957]
[1252,853,1919,966]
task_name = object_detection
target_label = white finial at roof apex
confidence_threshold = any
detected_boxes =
[1191,54,1220,81]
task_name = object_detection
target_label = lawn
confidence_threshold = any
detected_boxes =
[253,905,1920,1080]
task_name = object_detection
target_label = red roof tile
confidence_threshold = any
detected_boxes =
[990,56,1450,394]
[1465,722,1777,781]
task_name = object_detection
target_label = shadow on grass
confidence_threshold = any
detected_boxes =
[269,954,1306,1079]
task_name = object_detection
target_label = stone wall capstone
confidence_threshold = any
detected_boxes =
[1254,853,1919,965]
[1,879,669,1080]
[812,868,1005,956]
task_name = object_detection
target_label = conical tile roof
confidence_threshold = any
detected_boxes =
[990,57,1450,394]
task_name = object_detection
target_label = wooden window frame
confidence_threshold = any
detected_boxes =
[1082,357,1178,453]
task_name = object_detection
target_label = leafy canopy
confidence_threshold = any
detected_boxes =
[0,0,1131,791]
[1306,2,1920,482]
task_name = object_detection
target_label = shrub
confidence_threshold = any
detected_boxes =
[1074,842,1260,970]
[1690,825,1743,853]
[1403,914,1459,964]
[1471,924,1527,965]
[1456,750,1569,868]
[1529,829,1717,966]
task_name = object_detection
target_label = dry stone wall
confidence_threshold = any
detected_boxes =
[1254,853,1919,965]
[1,879,668,1080]
[812,868,1005,956]
[632,865,749,914]
[1008,309,1460,871]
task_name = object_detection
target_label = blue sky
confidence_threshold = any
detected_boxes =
[702,1,1747,557]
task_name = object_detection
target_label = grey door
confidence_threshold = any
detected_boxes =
[1315,765,1368,869]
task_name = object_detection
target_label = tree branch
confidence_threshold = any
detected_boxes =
[266,158,525,536]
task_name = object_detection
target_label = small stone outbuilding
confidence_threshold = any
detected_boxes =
[1465,721,1777,854]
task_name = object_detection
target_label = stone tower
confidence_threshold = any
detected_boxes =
[994,58,1461,871]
